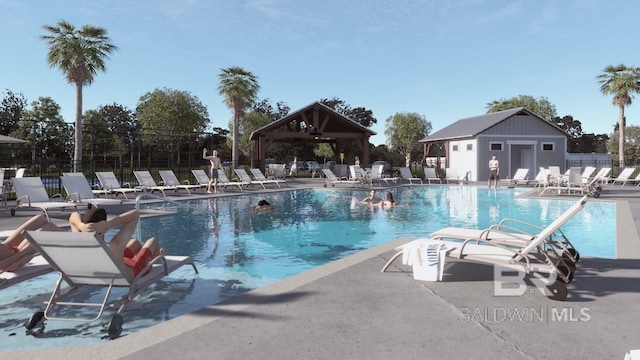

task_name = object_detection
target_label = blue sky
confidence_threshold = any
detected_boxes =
[1,0,639,146]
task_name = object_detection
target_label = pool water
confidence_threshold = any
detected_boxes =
[0,186,616,350]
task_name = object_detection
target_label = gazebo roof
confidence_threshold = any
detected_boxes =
[249,101,376,142]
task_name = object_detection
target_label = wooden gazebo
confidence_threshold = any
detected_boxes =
[249,102,376,170]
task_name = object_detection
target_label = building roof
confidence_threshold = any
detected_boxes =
[249,101,376,141]
[419,107,566,143]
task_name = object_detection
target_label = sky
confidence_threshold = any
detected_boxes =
[1,0,640,146]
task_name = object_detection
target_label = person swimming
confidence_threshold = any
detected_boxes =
[361,189,382,204]
[252,199,274,211]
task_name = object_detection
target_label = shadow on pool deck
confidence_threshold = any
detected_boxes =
[1,180,640,359]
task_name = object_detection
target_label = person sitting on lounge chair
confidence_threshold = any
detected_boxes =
[72,208,164,277]
[251,199,274,212]
[0,214,61,271]
[361,189,382,204]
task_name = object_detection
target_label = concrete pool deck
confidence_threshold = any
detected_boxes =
[1,179,639,359]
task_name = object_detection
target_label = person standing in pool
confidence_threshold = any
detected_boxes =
[203,148,224,193]
[488,154,500,188]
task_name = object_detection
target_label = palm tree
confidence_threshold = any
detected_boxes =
[597,64,640,168]
[41,20,118,172]
[218,67,260,169]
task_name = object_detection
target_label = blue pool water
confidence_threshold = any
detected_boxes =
[0,186,616,350]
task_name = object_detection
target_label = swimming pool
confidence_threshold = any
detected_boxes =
[0,186,616,350]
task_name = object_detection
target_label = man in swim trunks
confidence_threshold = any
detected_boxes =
[0,214,60,271]
[488,154,500,188]
[203,148,224,193]
[71,208,164,278]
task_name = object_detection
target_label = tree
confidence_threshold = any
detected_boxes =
[486,95,557,121]
[14,97,72,167]
[218,67,260,169]
[0,89,28,135]
[320,97,377,127]
[597,64,640,168]
[384,112,431,165]
[232,111,271,163]
[41,19,118,172]
[253,98,290,121]
[608,125,640,165]
[136,88,209,167]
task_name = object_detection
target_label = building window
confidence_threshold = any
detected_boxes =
[542,143,554,151]
[490,142,503,151]
[466,144,473,151]
[452,144,459,152]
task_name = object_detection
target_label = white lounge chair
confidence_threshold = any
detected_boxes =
[445,168,462,184]
[580,166,596,185]
[349,165,372,187]
[133,171,177,197]
[423,167,441,184]
[11,177,80,220]
[321,168,360,188]
[0,255,52,290]
[382,196,588,301]
[610,167,635,186]
[219,171,247,191]
[508,168,529,187]
[370,164,397,186]
[60,174,123,208]
[250,168,287,188]
[593,167,611,185]
[96,172,143,199]
[21,230,198,338]
[235,168,273,189]
[159,170,202,195]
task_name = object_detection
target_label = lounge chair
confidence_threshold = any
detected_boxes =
[592,167,611,185]
[133,171,177,197]
[423,167,441,184]
[382,196,589,301]
[96,172,143,199]
[321,168,360,187]
[349,165,372,187]
[159,170,202,195]
[191,169,212,188]
[399,167,422,184]
[21,230,198,338]
[219,171,247,191]
[507,168,529,187]
[305,161,321,178]
[60,174,123,208]
[235,168,274,189]
[445,168,462,184]
[427,196,585,265]
[268,164,287,180]
[250,168,287,188]
[540,167,602,197]
[333,164,349,179]
[370,164,397,186]
[63,172,111,198]
[0,255,52,290]
[610,167,636,186]
[580,166,596,185]
[11,177,80,219]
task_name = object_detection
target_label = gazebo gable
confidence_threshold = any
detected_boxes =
[249,101,375,141]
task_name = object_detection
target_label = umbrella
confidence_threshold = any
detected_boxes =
[0,134,29,144]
